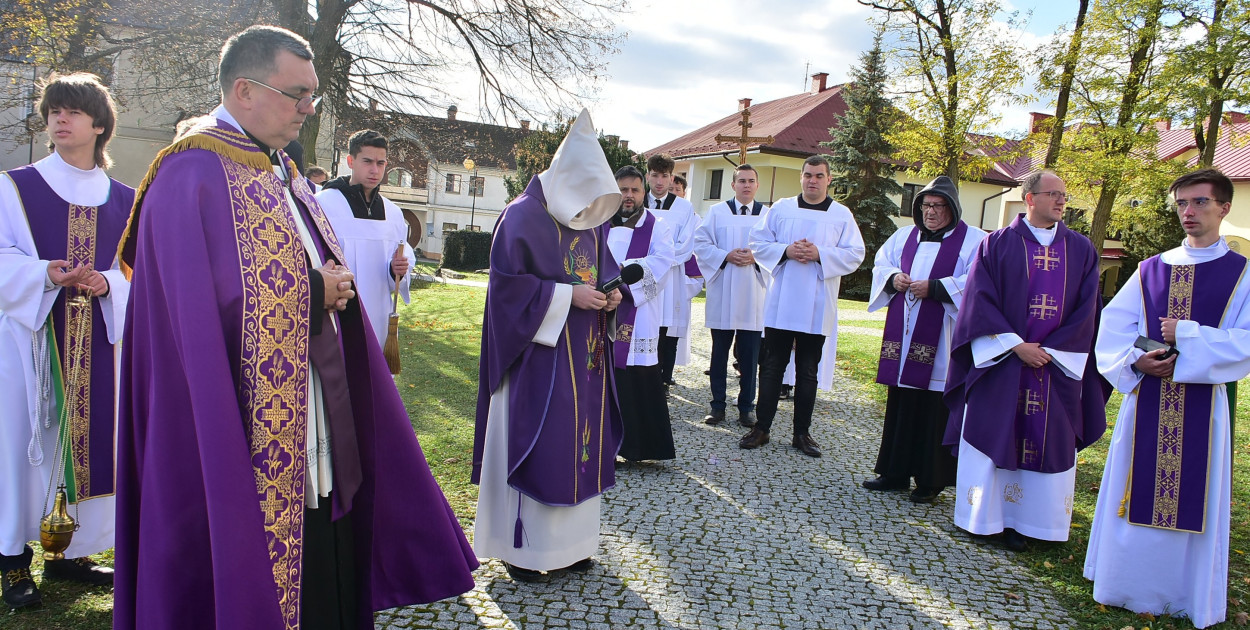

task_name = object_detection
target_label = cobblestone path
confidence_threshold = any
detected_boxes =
[377,308,1073,630]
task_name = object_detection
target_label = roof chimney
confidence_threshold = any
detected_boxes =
[1029,112,1053,135]
[620,140,629,150]
[520,119,530,131]
[738,97,752,111]
[447,105,458,121]
[1154,119,1172,132]
[369,98,378,111]
[1228,111,1248,124]
[810,72,829,94]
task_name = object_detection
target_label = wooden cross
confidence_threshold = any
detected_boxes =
[1029,294,1059,320]
[714,106,774,165]
[1032,246,1061,271]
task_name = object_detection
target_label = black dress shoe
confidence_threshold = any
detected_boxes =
[1,546,41,610]
[862,475,909,491]
[779,384,793,400]
[909,487,942,503]
[792,434,821,457]
[738,428,770,449]
[704,409,726,425]
[562,558,594,572]
[738,410,757,428]
[1002,528,1030,552]
[44,556,114,586]
[504,562,544,582]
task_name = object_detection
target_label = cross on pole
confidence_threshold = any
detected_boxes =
[714,106,774,165]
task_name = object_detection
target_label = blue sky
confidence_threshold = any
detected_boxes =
[573,0,1085,152]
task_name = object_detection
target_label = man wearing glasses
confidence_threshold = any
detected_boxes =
[113,25,476,629]
[1085,168,1250,628]
[943,169,1107,552]
[863,176,986,504]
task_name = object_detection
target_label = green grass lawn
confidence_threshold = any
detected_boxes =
[413,260,490,284]
[12,285,1250,629]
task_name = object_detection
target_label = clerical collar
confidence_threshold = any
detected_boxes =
[613,206,642,227]
[798,195,833,211]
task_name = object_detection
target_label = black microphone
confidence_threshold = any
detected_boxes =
[599,263,643,293]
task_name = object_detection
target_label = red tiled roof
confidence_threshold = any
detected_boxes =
[645,85,850,159]
[647,84,1023,187]
[1154,122,1250,179]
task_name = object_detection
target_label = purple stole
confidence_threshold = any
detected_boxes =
[655,192,701,279]
[1128,253,1247,532]
[614,211,656,369]
[1014,235,1068,471]
[876,222,968,387]
[8,166,132,502]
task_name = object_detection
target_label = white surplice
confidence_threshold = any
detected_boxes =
[315,187,415,348]
[1084,238,1250,628]
[693,199,767,331]
[0,153,129,557]
[953,219,1087,541]
[608,209,676,367]
[867,223,986,391]
[649,193,700,364]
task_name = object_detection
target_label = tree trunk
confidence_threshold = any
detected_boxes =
[1199,0,1229,167]
[1044,0,1089,168]
[300,112,322,169]
[1201,97,1225,167]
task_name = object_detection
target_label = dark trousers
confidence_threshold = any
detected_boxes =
[301,493,358,630]
[756,327,825,435]
[709,329,761,413]
[658,326,679,384]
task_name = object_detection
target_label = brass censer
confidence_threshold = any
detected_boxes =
[39,290,90,559]
[40,484,78,560]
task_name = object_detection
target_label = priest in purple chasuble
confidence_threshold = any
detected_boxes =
[943,170,1108,552]
[863,176,986,504]
[1085,168,1250,629]
[113,27,476,630]
[471,109,625,582]
[0,73,132,609]
[609,166,678,462]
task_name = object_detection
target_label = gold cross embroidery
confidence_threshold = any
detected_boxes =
[264,304,295,344]
[1023,390,1045,415]
[1029,294,1059,320]
[256,217,290,254]
[259,486,288,525]
[1033,246,1061,271]
[1021,438,1040,465]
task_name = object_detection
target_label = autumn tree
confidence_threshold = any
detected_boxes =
[1165,0,1250,166]
[1057,0,1172,256]
[859,0,1025,188]
[824,36,902,299]
[1035,0,1091,168]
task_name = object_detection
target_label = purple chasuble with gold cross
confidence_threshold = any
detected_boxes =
[7,166,132,501]
[472,177,623,509]
[1128,252,1247,532]
[114,117,476,630]
[943,215,1108,473]
[877,221,968,387]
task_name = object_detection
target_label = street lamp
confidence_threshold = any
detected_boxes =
[462,157,477,230]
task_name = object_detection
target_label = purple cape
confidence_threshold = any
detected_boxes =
[943,215,1108,472]
[8,166,133,500]
[114,119,476,630]
[471,177,623,507]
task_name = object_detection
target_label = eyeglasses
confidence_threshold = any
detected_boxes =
[1171,197,1226,210]
[919,202,948,211]
[1033,190,1070,202]
[243,78,322,112]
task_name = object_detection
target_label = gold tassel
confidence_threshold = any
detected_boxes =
[1118,470,1131,517]
[118,128,274,280]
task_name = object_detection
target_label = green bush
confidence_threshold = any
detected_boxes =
[442,229,492,270]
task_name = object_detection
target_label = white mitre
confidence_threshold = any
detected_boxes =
[537,108,621,229]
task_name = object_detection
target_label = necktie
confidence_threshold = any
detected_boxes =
[654,197,661,209]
